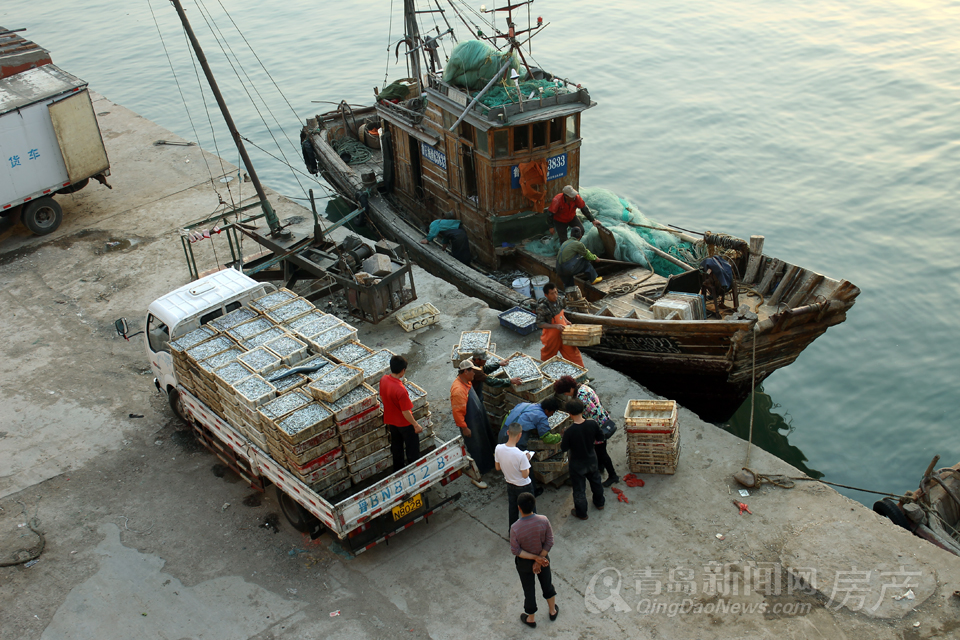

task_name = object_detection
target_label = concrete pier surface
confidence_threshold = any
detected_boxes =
[1,95,959,640]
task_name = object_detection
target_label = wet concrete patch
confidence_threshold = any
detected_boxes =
[242,493,262,507]
[38,523,302,640]
[169,429,203,453]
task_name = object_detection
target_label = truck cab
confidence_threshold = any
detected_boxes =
[144,269,271,418]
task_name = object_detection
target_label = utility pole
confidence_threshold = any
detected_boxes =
[170,0,286,236]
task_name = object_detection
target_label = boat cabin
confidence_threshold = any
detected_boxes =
[376,70,594,269]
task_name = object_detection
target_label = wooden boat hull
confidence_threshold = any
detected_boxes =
[308,118,858,423]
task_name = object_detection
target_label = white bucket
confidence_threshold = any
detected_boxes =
[512,277,532,298]
[530,275,550,300]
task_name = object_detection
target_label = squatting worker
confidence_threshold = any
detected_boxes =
[554,375,618,486]
[380,355,424,472]
[498,397,562,449]
[556,226,602,287]
[547,184,601,243]
[420,212,473,267]
[451,359,494,489]
[511,492,558,628]
[471,348,521,402]
[536,282,585,367]
[495,422,536,530]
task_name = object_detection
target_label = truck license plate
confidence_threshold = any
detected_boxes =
[392,493,423,521]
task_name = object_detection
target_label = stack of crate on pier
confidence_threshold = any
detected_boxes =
[528,410,572,484]
[561,324,602,347]
[624,399,680,475]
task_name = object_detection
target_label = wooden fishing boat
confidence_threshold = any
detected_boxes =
[303,0,859,422]
[874,457,960,557]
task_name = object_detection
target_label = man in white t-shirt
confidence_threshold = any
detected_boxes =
[495,422,537,530]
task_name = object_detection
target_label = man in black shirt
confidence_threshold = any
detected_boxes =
[560,398,606,520]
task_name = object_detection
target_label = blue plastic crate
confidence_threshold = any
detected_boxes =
[498,306,538,336]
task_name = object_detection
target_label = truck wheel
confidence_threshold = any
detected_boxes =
[168,388,187,422]
[21,198,63,235]
[276,486,320,533]
[56,178,89,195]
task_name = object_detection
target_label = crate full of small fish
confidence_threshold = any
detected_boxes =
[308,323,358,354]
[237,346,282,376]
[327,382,379,423]
[539,355,588,384]
[307,364,363,403]
[249,288,297,313]
[275,402,335,444]
[265,298,316,324]
[327,341,374,364]
[503,352,544,392]
[264,334,308,366]
[233,375,277,410]
[498,306,538,336]
[353,349,394,384]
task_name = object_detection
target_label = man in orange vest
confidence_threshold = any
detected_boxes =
[535,282,585,367]
[547,185,602,243]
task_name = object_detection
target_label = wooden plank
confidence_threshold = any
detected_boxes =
[743,236,764,283]
[756,258,782,297]
[786,272,824,309]
[769,264,800,307]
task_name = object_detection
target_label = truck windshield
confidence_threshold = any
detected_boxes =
[147,314,170,354]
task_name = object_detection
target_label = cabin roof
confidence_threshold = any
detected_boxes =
[425,75,594,132]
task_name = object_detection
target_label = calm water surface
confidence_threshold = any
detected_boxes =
[6,0,959,504]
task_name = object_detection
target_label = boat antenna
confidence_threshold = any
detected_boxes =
[170,0,286,237]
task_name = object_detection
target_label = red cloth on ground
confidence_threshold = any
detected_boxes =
[548,192,586,224]
[540,310,585,367]
[379,374,412,426]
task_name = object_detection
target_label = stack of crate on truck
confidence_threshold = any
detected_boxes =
[132,269,475,554]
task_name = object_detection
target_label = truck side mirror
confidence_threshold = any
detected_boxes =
[115,317,129,338]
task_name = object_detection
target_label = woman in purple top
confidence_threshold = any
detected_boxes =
[553,375,619,486]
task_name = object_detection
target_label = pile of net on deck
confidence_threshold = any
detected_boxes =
[442,40,573,108]
[522,187,700,277]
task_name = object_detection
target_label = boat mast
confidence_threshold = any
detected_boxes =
[404,0,423,82]
[170,0,283,236]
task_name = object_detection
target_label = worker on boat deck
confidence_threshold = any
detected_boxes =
[547,185,601,243]
[470,348,522,402]
[420,213,473,267]
[535,282,586,368]
[556,226,602,287]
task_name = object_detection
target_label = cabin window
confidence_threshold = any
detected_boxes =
[532,121,546,148]
[442,111,454,129]
[459,122,475,144]
[549,117,564,145]
[475,130,489,155]
[460,145,479,203]
[146,314,170,354]
[200,308,224,325]
[513,125,529,152]
[566,115,578,141]
[493,130,508,157]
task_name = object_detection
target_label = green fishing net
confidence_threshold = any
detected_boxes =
[443,40,523,90]
[522,187,698,277]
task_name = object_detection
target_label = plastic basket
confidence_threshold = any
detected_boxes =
[498,306,538,336]
[624,399,678,429]
[397,302,441,332]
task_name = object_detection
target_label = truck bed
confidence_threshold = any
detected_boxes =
[180,387,474,544]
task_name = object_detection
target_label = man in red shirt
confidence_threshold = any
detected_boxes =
[379,355,424,471]
[547,185,602,243]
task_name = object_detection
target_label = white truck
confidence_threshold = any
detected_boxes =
[122,269,472,553]
[0,64,111,235]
